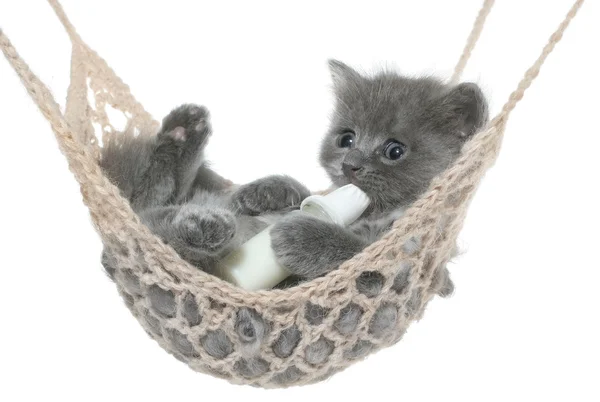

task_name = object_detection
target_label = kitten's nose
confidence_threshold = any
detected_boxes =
[342,149,365,178]
[342,162,363,177]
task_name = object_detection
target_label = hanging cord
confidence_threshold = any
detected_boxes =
[46,0,83,46]
[0,32,65,133]
[446,0,586,192]
[450,0,495,84]
[491,0,584,126]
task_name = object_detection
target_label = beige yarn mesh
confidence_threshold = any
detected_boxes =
[0,0,584,387]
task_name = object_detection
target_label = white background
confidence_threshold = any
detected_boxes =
[1,1,598,401]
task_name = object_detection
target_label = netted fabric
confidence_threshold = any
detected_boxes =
[0,0,584,388]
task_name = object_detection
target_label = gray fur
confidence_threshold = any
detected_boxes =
[235,308,269,357]
[233,357,270,379]
[271,60,489,290]
[166,328,198,358]
[101,251,116,280]
[406,288,423,316]
[391,261,412,294]
[356,271,385,297]
[121,269,142,296]
[369,303,398,338]
[305,337,334,365]
[272,326,302,358]
[402,236,422,255]
[143,310,162,336]
[201,329,234,359]
[272,213,367,278]
[344,340,374,360]
[432,266,455,297]
[230,175,310,216]
[272,275,306,289]
[335,303,363,335]
[182,293,202,326]
[273,366,304,385]
[305,303,331,326]
[101,104,211,209]
[138,203,237,272]
[148,285,177,318]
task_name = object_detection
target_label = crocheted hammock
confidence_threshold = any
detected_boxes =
[0,0,584,388]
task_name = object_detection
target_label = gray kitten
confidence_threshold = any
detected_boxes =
[102,61,488,287]
[100,61,488,368]
[101,104,310,276]
[270,60,488,289]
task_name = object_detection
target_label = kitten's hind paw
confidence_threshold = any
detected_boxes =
[172,205,237,254]
[158,104,212,160]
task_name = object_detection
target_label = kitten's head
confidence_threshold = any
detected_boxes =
[320,60,489,212]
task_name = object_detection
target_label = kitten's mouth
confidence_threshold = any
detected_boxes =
[330,167,364,189]
[348,175,361,186]
[340,172,361,187]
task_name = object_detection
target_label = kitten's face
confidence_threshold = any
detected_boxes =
[320,60,488,212]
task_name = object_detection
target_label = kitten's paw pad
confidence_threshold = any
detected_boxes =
[231,176,311,215]
[173,206,236,254]
[159,104,212,152]
[166,126,187,142]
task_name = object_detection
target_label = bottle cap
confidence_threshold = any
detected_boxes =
[301,184,370,226]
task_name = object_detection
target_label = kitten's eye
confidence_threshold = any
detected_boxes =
[384,140,406,160]
[338,132,355,148]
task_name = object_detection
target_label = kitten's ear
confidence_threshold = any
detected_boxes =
[328,59,361,90]
[435,82,489,140]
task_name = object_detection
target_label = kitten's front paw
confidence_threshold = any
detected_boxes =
[231,175,310,215]
[271,214,358,279]
[271,214,315,277]
[173,205,236,254]
[158,104,212,159]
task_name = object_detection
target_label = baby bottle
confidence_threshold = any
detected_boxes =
[218,184,370,290]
